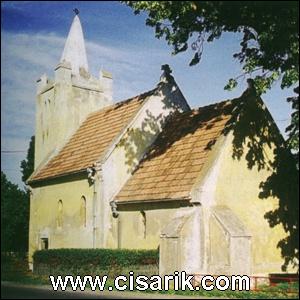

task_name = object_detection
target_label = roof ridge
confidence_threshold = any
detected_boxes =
[190,98,236,113]
[88,87,158,117]
[160,98,236,125]
[115,95,233,203]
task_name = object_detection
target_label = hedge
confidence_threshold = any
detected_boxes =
[33,248,159,270]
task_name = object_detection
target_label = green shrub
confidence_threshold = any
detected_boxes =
[33,248,158,275]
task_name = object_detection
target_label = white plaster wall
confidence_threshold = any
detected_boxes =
[100,81,189,248]
[35,69,112,169]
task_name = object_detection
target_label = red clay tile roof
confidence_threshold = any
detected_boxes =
[29,89,156,183]
[115,100,234,203]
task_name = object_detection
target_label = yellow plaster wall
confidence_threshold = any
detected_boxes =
[116,205,192,250]
[28,176,94,265]
[214,137,286,274]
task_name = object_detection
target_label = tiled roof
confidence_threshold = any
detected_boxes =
[29,89,156,183]
[115,100,234,203]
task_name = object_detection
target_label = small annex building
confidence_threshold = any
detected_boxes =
[27,13,287,276]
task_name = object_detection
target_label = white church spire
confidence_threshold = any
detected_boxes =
[60,12,89,75]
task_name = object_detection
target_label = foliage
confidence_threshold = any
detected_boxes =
[20,135,35,185]
[1,252,49,285]
[259,145,299,271]
[222,84,299,271]
[124,0,299,271]
[1,135,35,251]
[156,282,299,299]
[124,1,298,151]
[286,87,299,161]
[2,252,298,298]
[1,172,29,251]
[33,248,158,274]
[124,2,298,87]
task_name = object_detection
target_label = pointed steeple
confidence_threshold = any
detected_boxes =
[60,13,88,75]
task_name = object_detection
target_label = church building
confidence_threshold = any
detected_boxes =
[27,13,287,276]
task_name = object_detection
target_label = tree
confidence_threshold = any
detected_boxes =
[1,136,35,252]
[124,1,298,150]
[124,1,299,271]
[20,135,35,186]
[1,171,28,251]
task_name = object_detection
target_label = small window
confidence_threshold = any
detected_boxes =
[140,211,146,239]
[80,196,86,227]
[57,200,63,228]
[41,238,48,250]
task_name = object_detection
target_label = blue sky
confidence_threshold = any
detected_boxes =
[1,1,295,188]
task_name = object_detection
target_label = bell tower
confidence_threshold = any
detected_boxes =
[34,11,113,169]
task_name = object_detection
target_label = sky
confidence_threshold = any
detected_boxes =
[1,1,295,189]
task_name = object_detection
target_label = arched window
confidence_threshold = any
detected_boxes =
[80,196,86,227]
[57,200,63,228]
[140,211,146,239]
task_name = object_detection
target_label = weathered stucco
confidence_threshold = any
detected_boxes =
[35,66,112,169]
[180,131,286,276]
[100,80,190,249]
[34,14,112,170]
[29,14,288,277]
[28,174,94,269]
[29,107,286,276]
[29,60,190,268]
[212,132,285,275]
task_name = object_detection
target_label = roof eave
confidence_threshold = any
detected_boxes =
[115,196,192,205]
[27,168,87,186]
